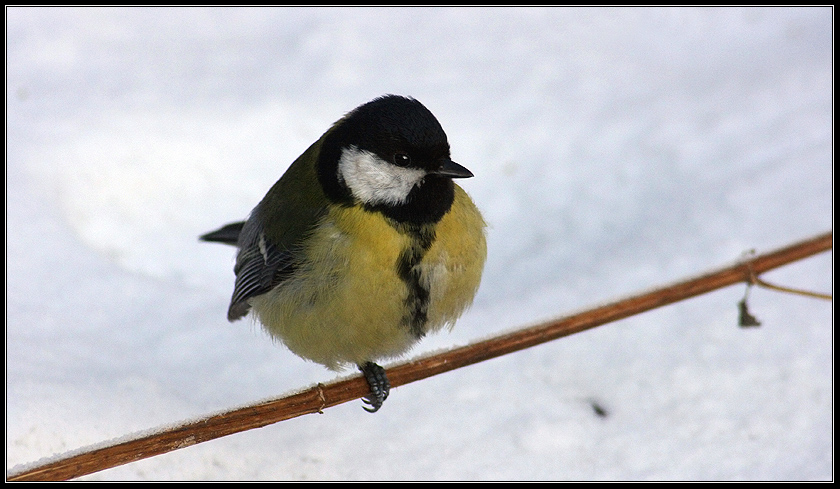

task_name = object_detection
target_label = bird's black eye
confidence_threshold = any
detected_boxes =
[393,153,411,167]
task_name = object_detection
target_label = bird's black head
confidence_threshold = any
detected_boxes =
[318,95,472,225]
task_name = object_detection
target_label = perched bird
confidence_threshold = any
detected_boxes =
[201,95,487,412]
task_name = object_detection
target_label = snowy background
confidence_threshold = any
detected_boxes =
[6,7,833,481]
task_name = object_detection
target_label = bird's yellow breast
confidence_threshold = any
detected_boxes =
[250,185,486,370]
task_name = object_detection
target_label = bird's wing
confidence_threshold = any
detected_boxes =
[224,140,329,321]
[226,220,298,321]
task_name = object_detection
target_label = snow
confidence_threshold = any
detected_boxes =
[6,6,832,481]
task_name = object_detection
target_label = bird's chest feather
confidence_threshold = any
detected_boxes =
[313,207,448,337]
[252,194,484,369]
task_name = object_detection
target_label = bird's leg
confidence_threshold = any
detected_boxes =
[359,362,390,413]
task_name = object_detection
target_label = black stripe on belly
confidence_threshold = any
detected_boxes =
[395,224,436,338]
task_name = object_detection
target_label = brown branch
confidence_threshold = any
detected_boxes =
[7,231,832,481]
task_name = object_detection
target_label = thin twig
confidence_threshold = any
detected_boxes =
[7,231,832,481]
[749,273,832,300]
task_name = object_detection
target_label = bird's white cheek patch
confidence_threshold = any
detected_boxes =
[338,146,426,206]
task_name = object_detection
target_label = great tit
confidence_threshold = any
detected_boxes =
[201,95,487,412]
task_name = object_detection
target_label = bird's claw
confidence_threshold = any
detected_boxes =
[359,362,390,413]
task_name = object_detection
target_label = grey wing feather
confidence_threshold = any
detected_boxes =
[227,221,297,321]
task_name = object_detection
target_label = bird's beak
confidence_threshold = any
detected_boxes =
[434,159,474,179]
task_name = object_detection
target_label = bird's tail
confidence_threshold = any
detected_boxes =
[199,221,245,246]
